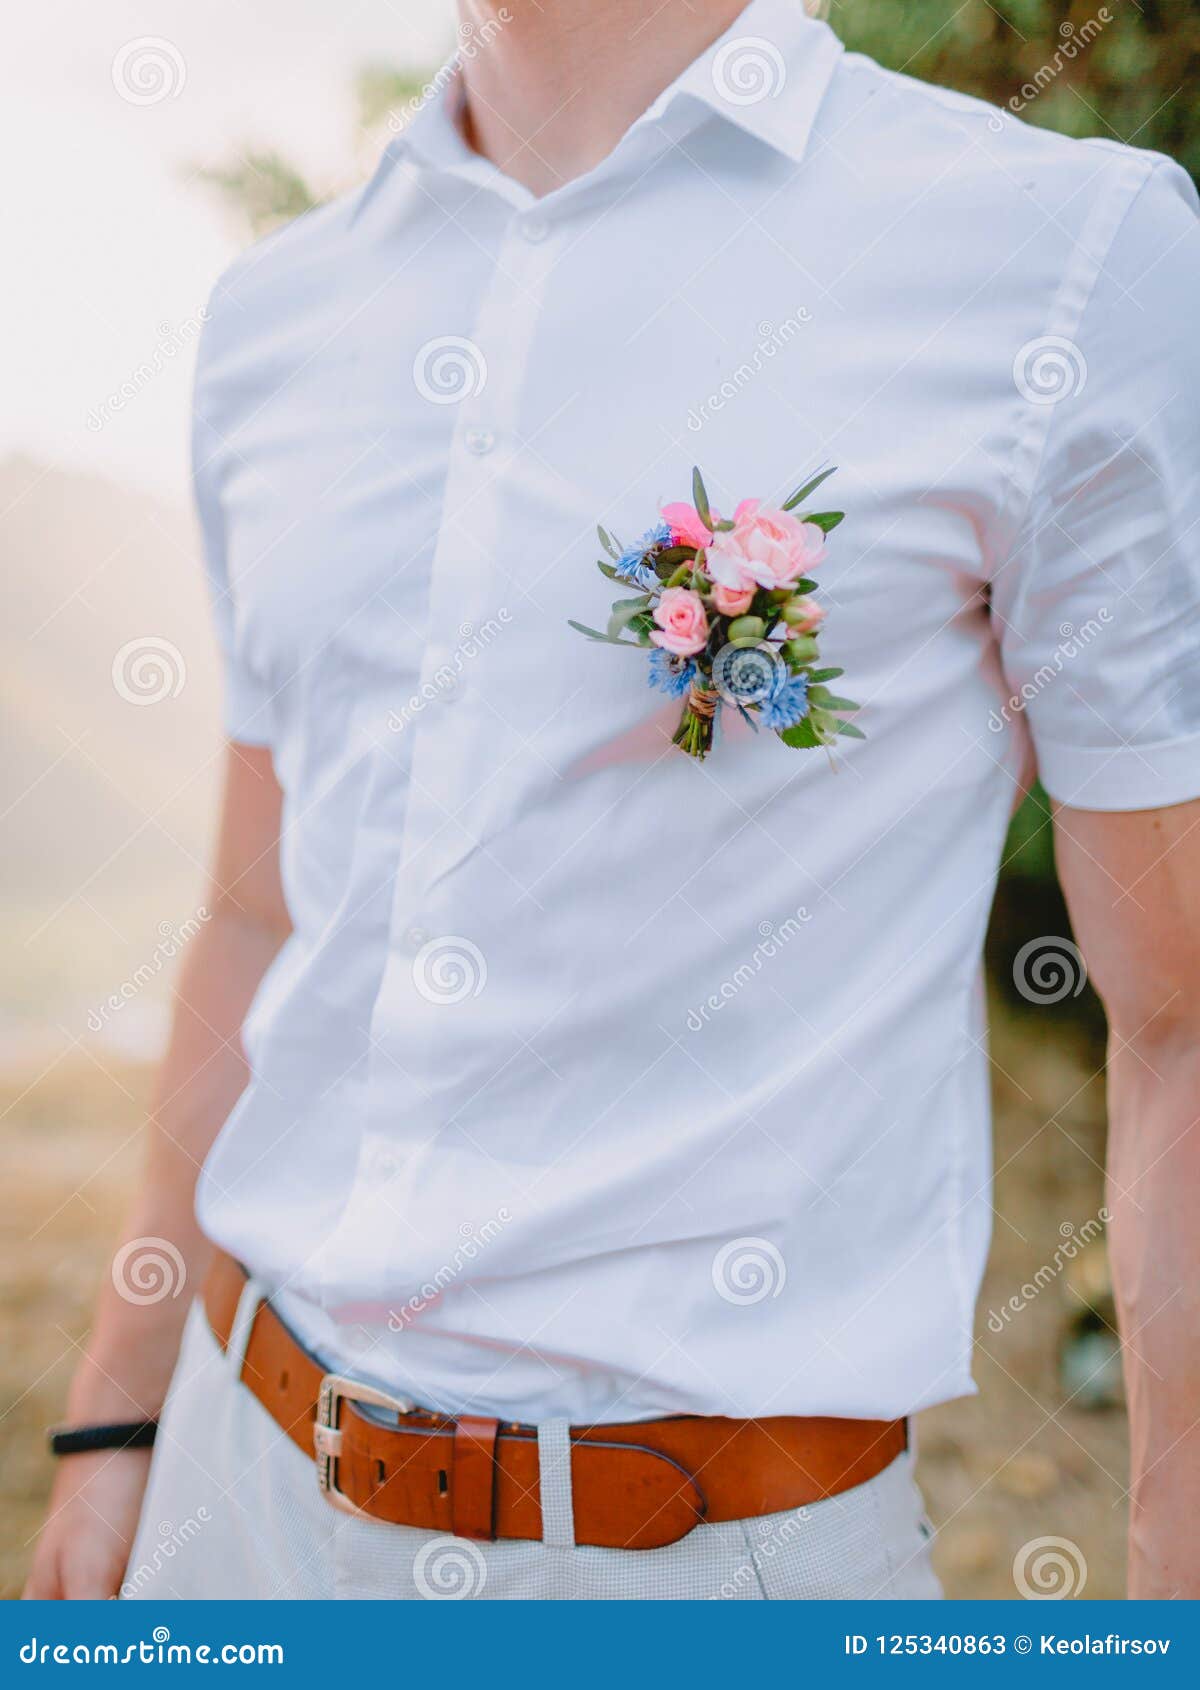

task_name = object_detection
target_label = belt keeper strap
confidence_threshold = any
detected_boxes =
[451,1415,500,1541]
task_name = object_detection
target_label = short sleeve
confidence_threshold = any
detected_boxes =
[994,156,1200,811]
[192,302,275,747]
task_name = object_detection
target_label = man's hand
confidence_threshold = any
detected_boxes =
[24,742,288,1599]
[1054,795,1200,1598]
[23,1451,153,1599]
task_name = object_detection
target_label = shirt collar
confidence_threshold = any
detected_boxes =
[646,0,844,166]
[384,0,841,194]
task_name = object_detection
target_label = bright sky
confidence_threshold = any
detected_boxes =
[3,0,453,499]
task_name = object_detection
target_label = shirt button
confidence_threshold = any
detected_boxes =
[464,427,495,456]
[405,926,431,951]
[521,216,549,243]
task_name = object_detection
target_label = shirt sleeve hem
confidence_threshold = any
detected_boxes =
[223,676,274,748]
[1036,728,1200,812]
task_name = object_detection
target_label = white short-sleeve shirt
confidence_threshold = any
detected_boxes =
[192,0,1200,1422]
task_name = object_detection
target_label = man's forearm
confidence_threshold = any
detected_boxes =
[1105,1028,1200,1599]
[68,904,285,1422]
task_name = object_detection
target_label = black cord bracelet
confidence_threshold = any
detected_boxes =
[48,1421,158,1457]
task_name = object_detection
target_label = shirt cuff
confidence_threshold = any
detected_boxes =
[1034,727,1200,812]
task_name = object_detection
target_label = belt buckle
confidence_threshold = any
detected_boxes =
[313,1372,417,1515]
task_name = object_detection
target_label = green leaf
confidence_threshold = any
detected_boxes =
[596,559,619,580]
[607,596,652,638]
[808,666,844,682]
[835,719,867,740]
[782,466,836,512]
[780,718,822,749]
[790,577,819,595]
[800,511,843,534]
[692,465,713,529]
[808,688,860,712]
[654,544,697,572]
[597,525,620,560]
[566,619,643,647]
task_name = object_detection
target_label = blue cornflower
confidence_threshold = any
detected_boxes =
[758,671,811,730]
[648,649,697,697]
[614,522,673,590]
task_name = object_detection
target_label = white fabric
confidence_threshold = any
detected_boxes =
[191,0,1200,1424]
[123,1306,941,1601]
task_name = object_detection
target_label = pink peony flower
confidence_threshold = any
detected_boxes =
[650,587,709,657]
[711,581,756,617]
[661,501,720,550]
[707,499,826,593]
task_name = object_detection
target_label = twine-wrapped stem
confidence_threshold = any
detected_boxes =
[687,681,720,720]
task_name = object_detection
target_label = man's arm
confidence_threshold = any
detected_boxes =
[1052,795,1200,1599]
[23,742,288,1599]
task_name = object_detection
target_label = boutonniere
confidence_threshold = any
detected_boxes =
[569,467,863,761]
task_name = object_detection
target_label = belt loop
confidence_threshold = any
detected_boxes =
[224,1276,265,1383]
[451,1416,499,1541]
[536,1418,576,1548]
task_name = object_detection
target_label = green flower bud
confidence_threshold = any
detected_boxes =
[726,615,766,642]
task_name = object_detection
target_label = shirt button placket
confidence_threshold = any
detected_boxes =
[372,213,560,1127]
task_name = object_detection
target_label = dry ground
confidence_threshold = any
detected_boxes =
[0,1001,1124,1600]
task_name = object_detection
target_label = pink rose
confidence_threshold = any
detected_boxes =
[650,587,708,657]
[661,501,721,550]
[783,595,826,634]
[707,498,826,593]
[711,581,755,617]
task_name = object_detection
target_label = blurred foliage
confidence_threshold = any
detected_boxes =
[196,66,427,237]
[835,0,1199,182]
[199,151,317,239]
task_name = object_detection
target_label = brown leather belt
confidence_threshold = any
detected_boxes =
[204,1251,907,1550]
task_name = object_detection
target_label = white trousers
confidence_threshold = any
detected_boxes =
[123,1301,941,1601]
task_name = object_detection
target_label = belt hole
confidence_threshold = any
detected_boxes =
[374,1459,386,1488]
[437,1468,448,1495]
[278,1369,289,1391]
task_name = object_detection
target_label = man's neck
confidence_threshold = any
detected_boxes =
[456,0,754,197]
